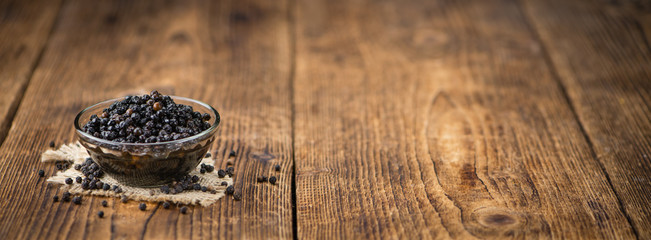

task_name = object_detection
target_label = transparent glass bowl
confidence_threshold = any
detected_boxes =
[74,96,220,187]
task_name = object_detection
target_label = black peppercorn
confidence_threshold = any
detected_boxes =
[72,196,82,205]
[257,176,266,183]
[175,185,184,194]
[180,206,188,214]
[217,169,226,178]
[274,165,281,171]
[82,91,211,143]
[229,150,236,157]
[193,184,201,190]
[101,200,108,207]
[233,192,241,201]
[225,185,234,195]
[121,195,128,203]
[139,203,146,211]
[62,192,71,202]
[97,211,104,218]
[49,141,55,148]
[53,195,59,202]
[191,175,199,183]
[103,183,111,191]
[205,153,211,158]
[65,178,73,184]
[221,181,228,186]
[201,186,207,192]
[38,170,45,177]
[76,176,82,183]
[160,185,170,194]
[162,202,170,209]
[269,176,277,185]
[200,168,206,174]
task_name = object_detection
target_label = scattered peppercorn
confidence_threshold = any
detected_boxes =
[274,164,281,171]
[233,192,241,201]
[160,185,170,194]
[225,185,234,195]
[191,175,199,183]
[193,184,201,190]
[201,186,207,192]
[121,195,128,203]
[221,181,228,186]
[62,192,71,202]
[38,170,45,177]
[217,169,226,178]
[180,206,188,214]
[81,90,212,143]
[49,141,56,148]
[226,167,234,176]
[65,178,73,184]
[269,176,277,185]
[72,196,82,205]
[76,176,82,183]
[53,195,59,202]
[205,153,211,158]
[162,202,170,209]
[97,211,104,218]
[229,150,236,157]
[101,200,108,207]
[55,161,71,171]
[257,176,267,183]
[102,183,111,191]
[139,203,146,211]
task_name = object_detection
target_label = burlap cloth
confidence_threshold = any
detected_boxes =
[41,142,232,206]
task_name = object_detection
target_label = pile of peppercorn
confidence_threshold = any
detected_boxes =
[82,90,212,143]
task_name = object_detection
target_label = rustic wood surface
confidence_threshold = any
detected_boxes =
[0,0,648,239]
[0,0,293,239]
[0,0,62,146]
[522,0,651,236]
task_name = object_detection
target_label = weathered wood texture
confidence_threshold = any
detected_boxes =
[522,0,651,237]
[0,0,293,239]
[293,0,639,238]
[0,0,62,146]
[0,0,650,239]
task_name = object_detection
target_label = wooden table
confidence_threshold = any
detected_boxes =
[0,0,649,239]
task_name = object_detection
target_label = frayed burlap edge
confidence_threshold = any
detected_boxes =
[41,142,232,206]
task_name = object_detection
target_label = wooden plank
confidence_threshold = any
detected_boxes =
[0,0,62,145]
[0,0,293,239]
[293,0,636,238]
[521,0,651,237]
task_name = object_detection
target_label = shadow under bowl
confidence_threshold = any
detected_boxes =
[74,96,220,187]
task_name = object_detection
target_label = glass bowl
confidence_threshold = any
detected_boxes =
[74,96,220,187]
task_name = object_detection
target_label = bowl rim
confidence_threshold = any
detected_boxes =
[74,95,220,146]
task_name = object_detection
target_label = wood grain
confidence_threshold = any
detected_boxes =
[0,0,62,146]
[293,0,637,238]
[0,0,293,239]
[521,0,651,237]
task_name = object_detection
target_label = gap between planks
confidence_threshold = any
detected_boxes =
[287,0,299,239]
